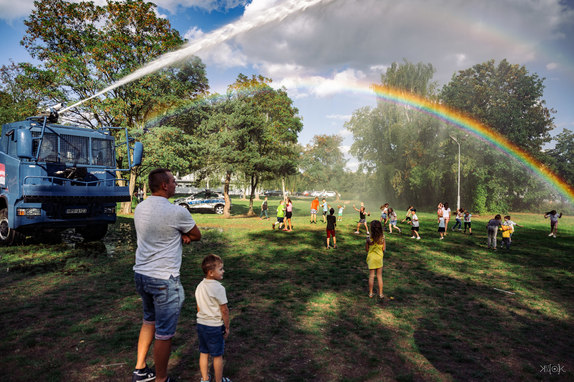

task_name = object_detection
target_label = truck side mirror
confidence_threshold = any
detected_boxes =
[17,129,34,159]
[132,141,143,167]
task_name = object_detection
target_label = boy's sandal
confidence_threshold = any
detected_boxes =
[369,293,374,298]
[221,378,232,382]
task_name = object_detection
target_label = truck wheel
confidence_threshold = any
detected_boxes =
[77,224,108,242]
[0,208,19,246]
[214,204,224,215]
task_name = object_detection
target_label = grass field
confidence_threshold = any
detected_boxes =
[0,198,573,381]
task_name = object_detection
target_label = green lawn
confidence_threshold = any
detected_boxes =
[0,198,572,381]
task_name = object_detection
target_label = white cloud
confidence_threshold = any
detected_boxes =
[231,0,574,86]
[546,62,559,70]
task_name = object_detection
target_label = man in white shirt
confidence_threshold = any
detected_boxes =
[132,168,201,382]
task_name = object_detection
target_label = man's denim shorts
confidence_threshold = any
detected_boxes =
[197,323,226,357]
[135,272,185,340]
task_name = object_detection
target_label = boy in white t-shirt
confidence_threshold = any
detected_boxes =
[195,255,232,382]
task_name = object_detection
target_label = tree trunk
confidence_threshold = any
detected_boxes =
[121,168,138,214]
[281,177,286,200]
[223,170,232,218]
[247,174,258,217]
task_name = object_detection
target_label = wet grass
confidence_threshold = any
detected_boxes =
[0,199,573,381]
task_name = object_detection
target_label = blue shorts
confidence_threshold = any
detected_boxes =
[135,273,185,340]
[197,324,226,356]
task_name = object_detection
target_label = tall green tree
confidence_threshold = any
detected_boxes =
[299,134,347,194]
[22,0,209,212]
[441,59,554,155]
[441,59,556,212]
[227,74,302,215]
[347,61,447,206]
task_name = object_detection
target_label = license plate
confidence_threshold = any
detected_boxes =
[66,208,88,214]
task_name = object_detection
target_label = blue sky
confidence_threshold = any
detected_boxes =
[1,0,574,170]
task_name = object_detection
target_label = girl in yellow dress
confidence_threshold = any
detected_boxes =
[366,220,386,299]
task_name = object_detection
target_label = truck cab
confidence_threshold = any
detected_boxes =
[0,113,142,245]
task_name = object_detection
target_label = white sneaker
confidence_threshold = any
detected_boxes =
[417,237,421,240]
[549,233,554,236]
[553,234,557,238]
[354,231,360,234]
[440,237,444,240]
[411,236,416,239]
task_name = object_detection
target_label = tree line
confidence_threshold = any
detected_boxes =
[1,0,572,215]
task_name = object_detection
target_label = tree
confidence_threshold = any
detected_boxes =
[0,62,54,125]
[347,61,446,206]
[227,74,302,215]
[441,59,554,155]
[548,129,574,187]
[299,134,347,194]
[441,59,556,211]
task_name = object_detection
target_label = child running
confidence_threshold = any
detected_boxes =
[380,203,389,227]
[326,208,337,249]
[366,220,386,299]
[388,207,401,233]
[272,200,285,230]
[195,254,232,382]
[353,204,370,235]
[401,206,414,224]
[452,208,464,231]
[544,210,562,238]
[463,210,472,234]
[410,209,421,239]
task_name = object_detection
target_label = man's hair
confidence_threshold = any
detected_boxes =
[330,208,335,215]
[148,168,172,192]
[202,254,223,276]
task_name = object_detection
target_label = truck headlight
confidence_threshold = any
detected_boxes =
[16,208,42,216]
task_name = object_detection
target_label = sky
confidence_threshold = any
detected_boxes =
[1,0,574,171]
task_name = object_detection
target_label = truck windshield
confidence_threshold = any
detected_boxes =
[32,132,115,167]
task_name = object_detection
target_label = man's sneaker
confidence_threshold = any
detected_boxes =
[416,237,421,240]
[132,365,156,382]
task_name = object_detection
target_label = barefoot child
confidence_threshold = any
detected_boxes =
[388,207,401,233]
[544,210,562,238]
[353,204,370,235]
[366,220,385,299]
[196,254,232,382]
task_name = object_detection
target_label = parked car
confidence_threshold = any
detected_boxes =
[174,190,227,214]
[321,191,338,198]
[264,190,283,197]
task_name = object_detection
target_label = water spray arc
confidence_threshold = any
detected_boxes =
[60,0,335,114]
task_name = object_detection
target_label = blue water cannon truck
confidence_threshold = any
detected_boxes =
[0,106,143,245]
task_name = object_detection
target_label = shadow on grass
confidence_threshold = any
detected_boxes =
[1,216,572,381]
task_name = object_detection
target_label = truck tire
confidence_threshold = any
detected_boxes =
[0,208,21,246]
[214,204,224,215]
[77,224,108,242]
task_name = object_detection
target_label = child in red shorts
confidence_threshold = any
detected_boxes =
[326,208,337,249]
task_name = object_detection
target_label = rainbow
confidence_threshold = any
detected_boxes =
[369,84,574,203]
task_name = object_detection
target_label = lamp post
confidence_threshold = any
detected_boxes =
[450,135,461,212]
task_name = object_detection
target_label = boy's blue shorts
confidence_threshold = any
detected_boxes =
[197,324,226,356]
